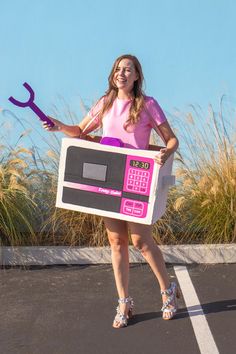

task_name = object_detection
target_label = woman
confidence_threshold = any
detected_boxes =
[44,54,180,328]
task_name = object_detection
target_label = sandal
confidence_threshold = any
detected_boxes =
[161,282,180,320]
[113,296,134,328]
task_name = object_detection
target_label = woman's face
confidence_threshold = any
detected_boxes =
[113,58,139,94]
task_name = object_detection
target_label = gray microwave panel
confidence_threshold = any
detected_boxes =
[82,162,107,181]
[64,146,126,189]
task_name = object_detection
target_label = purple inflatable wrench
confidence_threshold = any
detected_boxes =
[8,82,55,127]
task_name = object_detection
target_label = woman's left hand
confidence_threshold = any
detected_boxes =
[154,148,171,166]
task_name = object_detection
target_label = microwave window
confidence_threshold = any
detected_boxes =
[82,163,107,181]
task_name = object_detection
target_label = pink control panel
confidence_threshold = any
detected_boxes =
[120,155,154,218]
[123,155,154,196]
[120,198,148,218]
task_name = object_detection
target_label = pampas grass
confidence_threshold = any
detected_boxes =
[1,95,235,246]
[0,145,38,245]
[171,97,236,243]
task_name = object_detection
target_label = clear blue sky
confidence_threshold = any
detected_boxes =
[0,0,235,148]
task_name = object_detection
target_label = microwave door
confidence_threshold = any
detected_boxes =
[62,146,126,212]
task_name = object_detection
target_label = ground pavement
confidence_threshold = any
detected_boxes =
[1,263,236,354]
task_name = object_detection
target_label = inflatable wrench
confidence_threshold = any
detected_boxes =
[8,82,55,127]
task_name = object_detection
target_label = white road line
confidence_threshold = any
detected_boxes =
[174,265,219,354]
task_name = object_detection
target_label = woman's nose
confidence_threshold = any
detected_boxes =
[118,68,125,75]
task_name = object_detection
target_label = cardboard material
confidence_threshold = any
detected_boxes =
[56,138,175,224]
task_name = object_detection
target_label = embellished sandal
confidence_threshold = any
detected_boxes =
[113,296,134,328]
[161,282,180,320]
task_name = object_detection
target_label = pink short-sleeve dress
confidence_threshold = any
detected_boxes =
[88,96,167,149]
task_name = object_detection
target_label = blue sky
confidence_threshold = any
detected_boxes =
[0,0,235,149]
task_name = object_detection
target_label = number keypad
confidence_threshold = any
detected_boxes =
[126,168,150,194]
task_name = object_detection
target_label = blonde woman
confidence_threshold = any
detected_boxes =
[44,54,180,328]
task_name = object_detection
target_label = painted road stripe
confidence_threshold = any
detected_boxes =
[174,265,219,354]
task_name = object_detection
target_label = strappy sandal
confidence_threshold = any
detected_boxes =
[161,282,181,320]
[113,296,134,328]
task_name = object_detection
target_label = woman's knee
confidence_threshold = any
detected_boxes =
[104,217,128,251]
[108,232,128,252]
[129,223,153,254]
[131,236,149,253]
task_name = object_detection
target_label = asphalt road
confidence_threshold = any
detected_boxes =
[1,263,236,354]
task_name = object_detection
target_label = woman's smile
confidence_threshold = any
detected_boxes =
[116,77,127,86]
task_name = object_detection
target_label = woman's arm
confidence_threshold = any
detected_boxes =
[43,114,100,138]
[154,121,179,166]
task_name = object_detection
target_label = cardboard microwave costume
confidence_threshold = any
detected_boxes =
[7,83,175,224]
[56,138,175,225]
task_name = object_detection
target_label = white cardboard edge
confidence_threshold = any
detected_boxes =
[0,244,236,266]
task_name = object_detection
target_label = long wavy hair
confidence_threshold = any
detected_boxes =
[98,54,146,129]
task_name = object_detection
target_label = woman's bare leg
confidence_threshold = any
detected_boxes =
[129,222,174,319]
[103,217,130,326]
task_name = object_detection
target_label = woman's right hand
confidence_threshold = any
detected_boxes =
[42,116,64,132]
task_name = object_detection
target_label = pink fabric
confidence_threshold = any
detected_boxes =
[88,96,167,149]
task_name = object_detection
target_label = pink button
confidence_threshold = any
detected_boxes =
[141,182,147,187]
[134,186,140,191]
[140,188,147,193]
[127,185,133,190]
[128,180,134,185]
[135,181,140,186]
[136,176,141,181]
[142,177,148,182]
[125,201,134,207]
[124,207,133,214]
[143,172,149,177]
[133,209,143,216]
[134,202,143,209]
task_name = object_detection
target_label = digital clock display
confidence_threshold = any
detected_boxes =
[130,160,150,170]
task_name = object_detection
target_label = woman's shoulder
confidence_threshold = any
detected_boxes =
[144,95,158,105]
[143,95,167,124]
[143,95,162,112]
[91,95,106,110]
[88,95,106,117]
[94,95,106,106]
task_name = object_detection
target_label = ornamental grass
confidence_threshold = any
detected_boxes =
[0,144,38,246]
[171,97,236,244]
[0,96,235,246]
